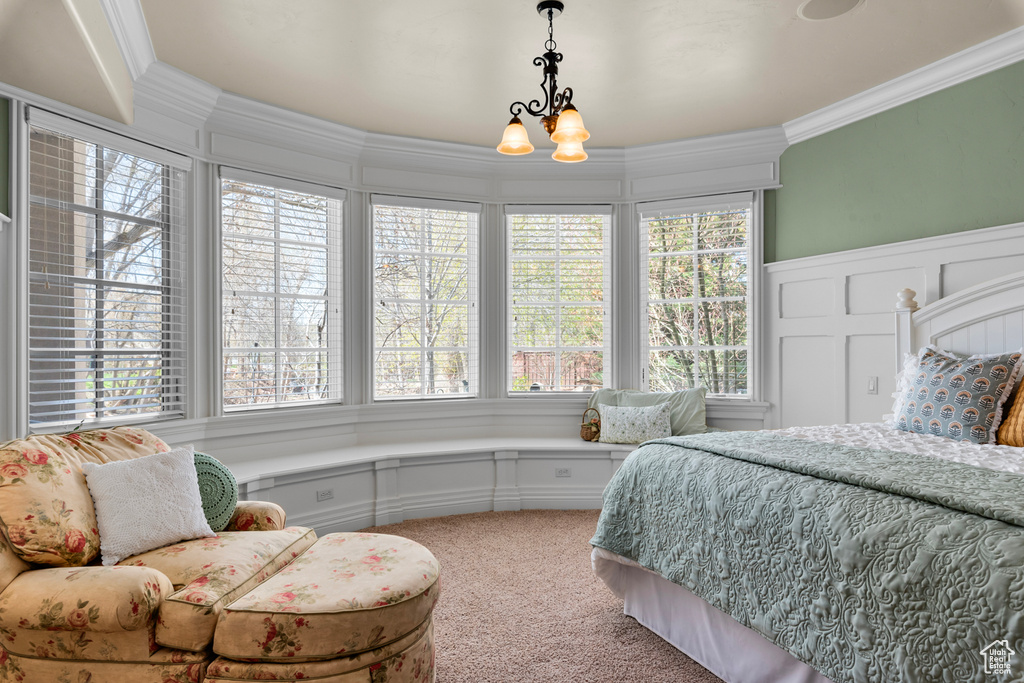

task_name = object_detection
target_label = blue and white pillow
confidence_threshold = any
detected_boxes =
[598,403,672,444]
[893,346,1022,444]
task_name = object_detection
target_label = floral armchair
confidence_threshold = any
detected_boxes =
[0,427,316,683]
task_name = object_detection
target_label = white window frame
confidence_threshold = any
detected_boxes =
[505,205,613,395]
[23,108,192,430]
[218,167,345,411]
[370,195,481,401]
[638,192,757,398]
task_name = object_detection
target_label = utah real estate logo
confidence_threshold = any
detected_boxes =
[981,640,1014,676]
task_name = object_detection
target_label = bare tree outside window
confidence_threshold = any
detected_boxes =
[221,178,342,408]
[642,199,751,395]
[507,211,611,392]
[372,202,478,399]
[27,125,186,427]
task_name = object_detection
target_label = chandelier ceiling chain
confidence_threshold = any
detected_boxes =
[496,1,591,163]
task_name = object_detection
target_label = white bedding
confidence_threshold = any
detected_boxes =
[773,421,1024,474]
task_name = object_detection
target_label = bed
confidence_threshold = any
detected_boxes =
[590,272,1024,683]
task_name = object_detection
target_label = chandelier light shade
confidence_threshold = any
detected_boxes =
[552,139,588,163]
[497,1,591,163]
[497,116,535,155]
[550,104,589,144]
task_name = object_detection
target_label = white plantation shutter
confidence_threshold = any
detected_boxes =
[506,206,612,393]
[220,170,344,409]
[639,192,752,396]
[371,195,480,399]
[27,113,188,427]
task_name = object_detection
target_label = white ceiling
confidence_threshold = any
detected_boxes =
[0,0,132,123]
[4,1,1024,149]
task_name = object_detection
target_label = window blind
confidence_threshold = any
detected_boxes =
[371,197,479,399]
[506,207,612,393]
[639,193,752,395]
[220,172,344,409]
[27,119,188,427]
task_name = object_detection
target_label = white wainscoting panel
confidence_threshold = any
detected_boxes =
[846,334,895,423]
[846,268,925,315]
[780,336,836,427]
[940,254,1024,296]
[764,221,1024,428]
[779,278,833,319]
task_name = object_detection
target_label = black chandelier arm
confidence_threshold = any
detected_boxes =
[503,0,584,142]
[508,85,574,120]
[552,86,573,113]
[509,98,547,119]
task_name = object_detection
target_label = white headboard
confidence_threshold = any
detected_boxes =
[895,271,1024,371]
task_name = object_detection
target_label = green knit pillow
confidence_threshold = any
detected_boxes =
[193,453,237,532]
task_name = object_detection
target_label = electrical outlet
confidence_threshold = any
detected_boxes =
[867,376,878,395]
[555,467,572,478]
[316,488,334,502]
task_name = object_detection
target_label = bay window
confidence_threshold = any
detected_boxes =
[220,170,344,409]
[639,193,752,395]
[506,206,612,393]
[26,110,188,427]
[371,196,479,399]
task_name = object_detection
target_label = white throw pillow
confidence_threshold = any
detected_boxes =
[81,445,215,566]
[887,351,921,425]
[598,403,672,444]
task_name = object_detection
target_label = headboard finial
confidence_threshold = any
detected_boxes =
[896,288,919,312]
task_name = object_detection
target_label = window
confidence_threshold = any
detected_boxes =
[371,196,479,399]
[220,171,344,409]
[640,193,752,395]
[27,111,188,428]
[507,207,612,393]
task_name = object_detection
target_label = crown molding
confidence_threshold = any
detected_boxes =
[624,126,788,176]
[208,91,368,160]
[134,62,220,125]
[361,131,630,178]
[98,0,156,82]
[128,62,220,153]
[784,26,1024,145]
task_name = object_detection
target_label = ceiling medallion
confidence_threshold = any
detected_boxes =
[797,0,865,21]
[496,1,591,163]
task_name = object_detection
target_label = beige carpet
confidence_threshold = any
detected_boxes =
[365,509,723,683]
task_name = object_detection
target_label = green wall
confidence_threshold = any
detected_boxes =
[767,60,1024,262]
[0,99,8,217]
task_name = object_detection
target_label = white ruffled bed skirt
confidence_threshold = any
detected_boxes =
[592,547,834,683]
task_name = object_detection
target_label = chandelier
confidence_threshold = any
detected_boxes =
[497,1,591,163]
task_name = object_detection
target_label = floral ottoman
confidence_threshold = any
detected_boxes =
[207,533,440,683]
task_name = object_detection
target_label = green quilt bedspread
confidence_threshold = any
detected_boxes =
[590,431,1024,683]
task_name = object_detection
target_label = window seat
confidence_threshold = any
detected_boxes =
[227,436,637,533]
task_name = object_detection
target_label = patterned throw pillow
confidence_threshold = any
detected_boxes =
[894,346,1023,444]
[598,403,672,444]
